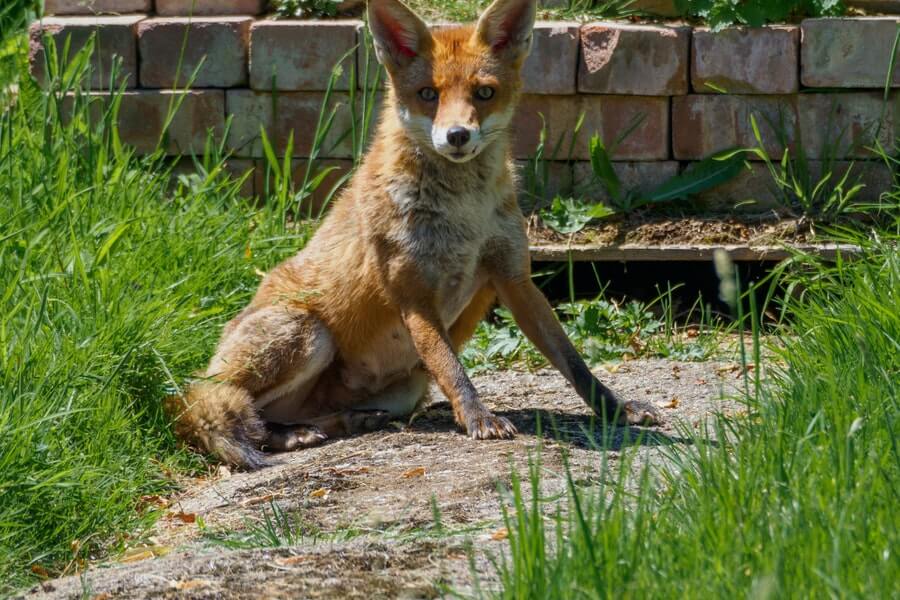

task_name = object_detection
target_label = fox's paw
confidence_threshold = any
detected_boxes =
[466,410,517,440]
[264,425,328,452]
[346,409,393,432]
[618,400,661,427]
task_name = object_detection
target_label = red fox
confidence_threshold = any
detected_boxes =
[167,0,659,468]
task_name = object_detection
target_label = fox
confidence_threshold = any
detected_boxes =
[167,0,660,469]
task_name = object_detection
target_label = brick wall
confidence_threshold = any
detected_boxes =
[30,5,900,211]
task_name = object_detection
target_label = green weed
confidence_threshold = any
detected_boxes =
[538,131,745,235]
[203,500,495,550]
[0,39,344,590]
[673,0,846,30]
[272,0,350,19]
[483,208,900,598]
[203,502,309,549]
[461,286,725,373]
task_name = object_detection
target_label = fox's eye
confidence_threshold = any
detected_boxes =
[418,87,438,102]
[475,86,495,100]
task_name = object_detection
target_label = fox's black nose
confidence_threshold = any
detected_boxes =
[446,126,470,148]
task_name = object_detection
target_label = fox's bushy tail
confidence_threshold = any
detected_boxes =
[166,382,267,469]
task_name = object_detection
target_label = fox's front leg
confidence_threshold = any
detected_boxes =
[493,276,660,426]
[403,308,517,439]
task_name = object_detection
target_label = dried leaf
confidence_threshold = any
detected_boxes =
[168,511,196,524]
[491,528,509,541]
[137,495,168,511]
[402,466,426,479]
[685,326,700,338]
[119,550,154,564]
[91,594,112,600]
[276,555,310,566]
[628,335,645,353]
[30,564,50,579]
[120,545,171,563]
[309,487,330,498]
[664,397,680,409]
[716,363,741,375]
[171,579,211,591]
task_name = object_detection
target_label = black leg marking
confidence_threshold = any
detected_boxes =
[262,423,328,452]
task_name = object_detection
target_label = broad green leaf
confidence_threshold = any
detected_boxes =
[643,153,746,203]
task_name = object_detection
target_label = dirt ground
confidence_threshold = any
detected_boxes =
[23,360,748,600]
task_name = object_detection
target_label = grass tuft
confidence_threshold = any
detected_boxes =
[486,205,900,597]
[0,43,317,591]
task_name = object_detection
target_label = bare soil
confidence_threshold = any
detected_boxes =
[23,360,749,600]
[527,212,819,247]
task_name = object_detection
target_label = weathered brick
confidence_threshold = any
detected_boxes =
[512,94,670,160]
[171,157,256,197]
[692,27,799,94]
[672,95,799,160]
[798,92,900,159]
[255,158,355,213]
[675,93,899,161]
[815,161,895,202]
[138,17,251,88]
[226,90,356,158]
[578,23,689,96]
[250,21,358,92]
[696,159,894,211]
[828,161,894,202]
[695,162,780,210]
[515,160,575,212]
[29,16,143,89]
[155,0,268,15]
[44,0,151,14]
[801,18,900,88]
[573,161,680,204]
[68,90,225,154]
[522,22,579,94]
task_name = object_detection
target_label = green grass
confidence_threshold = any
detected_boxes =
[673,0,846,29]
[0,45,322,592]
[487,206,900,596]
[201,500,494,550]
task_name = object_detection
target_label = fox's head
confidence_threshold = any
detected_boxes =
[368,0,536,163]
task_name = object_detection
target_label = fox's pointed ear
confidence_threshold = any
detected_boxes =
[474,0,536,63]
[367,0,432,70]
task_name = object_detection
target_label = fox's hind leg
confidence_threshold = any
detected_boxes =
[292,367,431,439]
[172,304,336,467]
